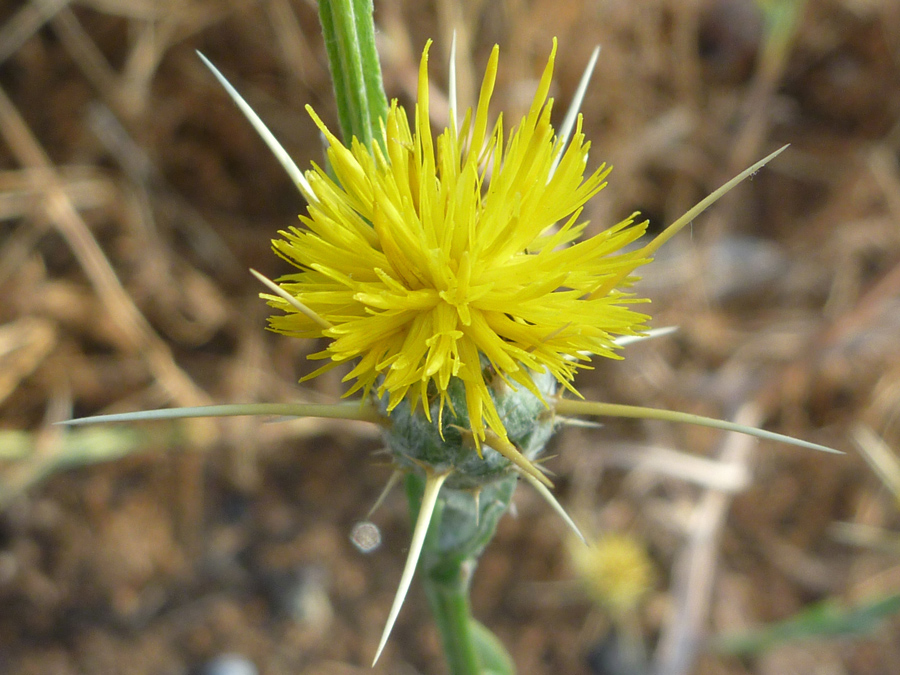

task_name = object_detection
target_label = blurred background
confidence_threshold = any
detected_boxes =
[1,0,899,673]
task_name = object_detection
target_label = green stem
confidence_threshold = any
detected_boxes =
[317,0,388,149]
[422,564,516,674]
[406,474,517,675]
[422,560,483,674]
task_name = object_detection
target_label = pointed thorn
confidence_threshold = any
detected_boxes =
[250,269,333,329]
[550,44,601,179]
[577,327,679,358]
[641,145,790,257]
[473,488,481,527]
[612,326,679,347]
[553,398,841,455]
[556,416,604,429]
[519,470,587,545]
[372,470,450,666]
[367,470,403,519]
[449,424,485,459]
[57,401,383,426]
[449,31,458,129]
[196,51,315,200]
[532,456,558,476]
[484,430,553,488]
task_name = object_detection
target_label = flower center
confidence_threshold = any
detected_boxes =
[435,250,473,326]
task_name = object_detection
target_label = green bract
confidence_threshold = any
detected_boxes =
[379,369,558,491]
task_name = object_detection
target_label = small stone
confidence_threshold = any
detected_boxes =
[350,521,381,553]
[202,654,258,675]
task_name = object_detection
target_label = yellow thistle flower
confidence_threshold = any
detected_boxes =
[569,533,655,616]
[267,39,652,444]
[64,39,833,670]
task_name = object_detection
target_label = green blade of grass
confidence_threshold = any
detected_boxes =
[713,594,900,656]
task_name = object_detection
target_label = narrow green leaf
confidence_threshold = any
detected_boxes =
[471,619,517,675]
[714,594,900,655]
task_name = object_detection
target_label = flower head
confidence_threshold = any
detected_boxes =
[267,40,652,443]
[569,533,655,615]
